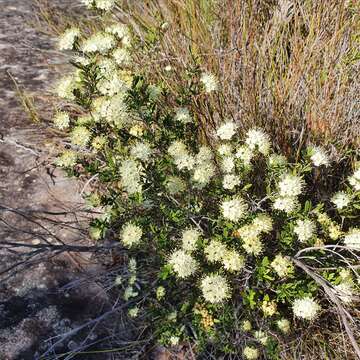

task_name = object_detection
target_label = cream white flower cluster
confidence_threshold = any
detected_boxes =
[273,173,304,213]
[271,254,294,277]
[294,219,316,243]
[204,240,244,272]
[169,249,198,278]
[174,107,192,124]
[168,142,216,186]
[200,72,218,93]
[221,197,248,222]
[344,228,360,248]
[71,126,91,147]
[55,150,77,167]
[243,346,259,360]
[216,121,237,140]
[349,168,360,191]
[334,269,356,303]
[130,142,152,162]
[81,0,116,10]
[120,222,142,247]
[53,111,70,130]
[236,214,273,255]
[58,28,80,50]
[55,75,78,100]
[181,229,201,252]
[82,32,116,54]
[119,159,142,194]
[200,274,230,303]
[168,141,195,171]
[277,318,290,333]
[245,128,271,155]
[193,146,216,186]
[308,146,330,167]
[331,191,351,209]
[236,145,254,166]
[292,297,321,320]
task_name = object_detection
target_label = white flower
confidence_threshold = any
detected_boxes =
[221,156,235,173]
[73,55,90,66]
[273,196,298,213]
[82,32,115,54]
[112,48,131,65]
[92,135,107,150]
[204,240,227,263]
[252,214,273,234]
[216,121,237,140]
[294,219,316,242]
[105,24,129,38]
[242,236,263,256]
[278,174,304,197]
[174,154,195,171]
[56,150,77,167]
[349,169,360,191]
[196,146,213,163]
[53,111,70,130]
[119,159,142,194]
[271,254,293,277]
[56,75,77,100]
[218,144,233,156]
[309,146,329,167]
[156,286,166,300]
[221,197,248,222]
[130,142,152,162]
[200,72,218,93]
[223,174,240,190]
[292,297,321,320]
[71,126,91,147]
[181,229,201,252]
[235,145,253,166]
[97,58,117,76]
[254,330,268,345]
[200,274,231,303]
[120,223,142,247]
[193,163,215,185]
[174,107,192,124]
[241,320,252,332]
[123,286,138,300]
[243,346,259,360]
[97,72,128,96]
[277,318,290,334]
[169,249,198,278]
[222,250,245,272]
[168,142,195,170]
[168,141,188,158]
[245,128,271,155]
[334,283,354,303]
[58,28,80,50]
[128,307,139,318]
[331,191,351,209]
[344,228,360,248]
[169,336,179,346]
[95,0,115,10]
[81,0,93,8]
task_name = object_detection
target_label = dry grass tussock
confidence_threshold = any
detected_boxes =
[114,0,360,158]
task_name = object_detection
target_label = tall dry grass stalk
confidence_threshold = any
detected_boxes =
[114,0,359,158]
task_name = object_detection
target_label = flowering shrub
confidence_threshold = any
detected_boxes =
[52,3,360,358]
